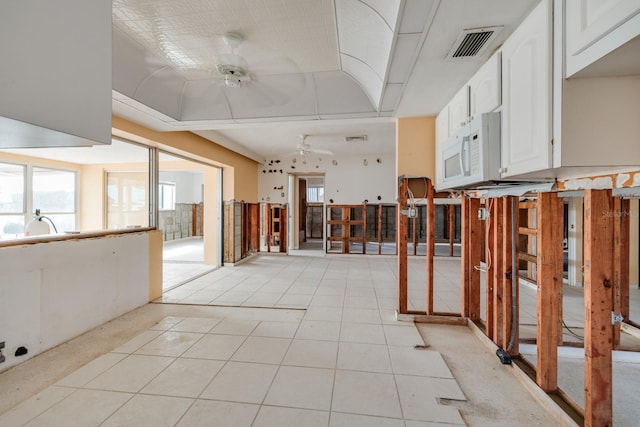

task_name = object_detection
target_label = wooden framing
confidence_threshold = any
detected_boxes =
[583,189,614,427]
[536,192,563,392]
[491,199,504,346]
[326,204,366,254]
[249,203,260,253]
[448,204,455,256]
[461,197,481,320]
[502,196,518,356]
[397,178,409,314]
[426,179,435,315]
[613,197,630,348]
[378,204,383,255]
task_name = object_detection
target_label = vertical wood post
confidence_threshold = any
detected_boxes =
[280,205,287,253]
[397,178,408,314]
[265,203,271,253]
[192,204,197,236]
[461,197,481,319]
[613,198,630,348]
[461,197,471,317]
[362,204,367,255]
[378,204,383,255]
[491,199,504,345]
[250,203,259,252]
[536,192,563,392]
[584,189,614,427]
[448,203,455,257]
[503,196,518,355]
[426,179,435,315]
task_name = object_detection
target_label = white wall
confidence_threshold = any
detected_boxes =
[0,232,150,372]
[159,171,204,204]
[258,152,395,204]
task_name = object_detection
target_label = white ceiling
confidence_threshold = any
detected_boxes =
[111,0,540,164]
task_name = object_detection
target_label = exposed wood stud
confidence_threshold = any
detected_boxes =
[426,179,435,315]
[491,198,504,347]
[503,196,518,356]
[613,198,630,348]
[250,203,260,252]
[461,197,481,320]
[536,192,563,392]
[398,178,409,314]
[378,204,383,255]
[461,197,471,318]
[584,189,614,427]
[448,204,455,257]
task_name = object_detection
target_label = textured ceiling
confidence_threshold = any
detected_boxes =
[111,0,541,162]
[113,0,340,78]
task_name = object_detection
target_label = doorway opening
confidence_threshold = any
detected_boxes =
[298,175,324,251]
[159,151,220,291]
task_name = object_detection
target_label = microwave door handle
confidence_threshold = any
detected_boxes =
[460,135,471,176]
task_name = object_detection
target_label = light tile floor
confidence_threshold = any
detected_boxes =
[1,253,472,427]
[4,250,638,426]
[2,310,467,426]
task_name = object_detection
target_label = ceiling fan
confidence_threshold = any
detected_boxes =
[207,32,307,107]
[289,135,334,157]
[214,33,251,87]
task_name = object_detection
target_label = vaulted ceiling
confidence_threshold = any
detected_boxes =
[111,0,539,162]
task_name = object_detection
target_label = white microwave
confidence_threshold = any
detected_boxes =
[437,112,501,190]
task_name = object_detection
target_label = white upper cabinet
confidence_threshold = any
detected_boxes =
[565,0,640,77]
[500,0,552,178]
[469,52,502,119]
[447,85,470,137]
[0,0,112,148]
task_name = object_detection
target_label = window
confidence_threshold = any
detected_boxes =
[158,182,176,211]
[0,163,26,239]
[32,167,76,233]
[307,186,324,203]
[106,172,149,229]
[0,162,77,239]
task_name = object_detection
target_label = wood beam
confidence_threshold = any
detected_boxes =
[426,179,435,315]
[461,197,481,320]
[614,198,630,348]
[378,204,383,255]
[280,205,287,253]
[491,199,504,346]
[448,204,455,257]
[536,192,563,392]
[584,189,614,427]
[503,196,518,356]
[398,178,409,314]
[461,197,471,317]
[250,203,259,252]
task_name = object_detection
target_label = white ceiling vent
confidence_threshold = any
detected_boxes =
[446,26,502,60]
[344,135,368,143]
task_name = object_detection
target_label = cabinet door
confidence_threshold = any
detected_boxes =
[501,0,552,177]
[567,0,640,56]
[448,85,469,136]
[469,52,501,118]
[565,0,640,76]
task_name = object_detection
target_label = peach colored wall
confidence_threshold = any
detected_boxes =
[112,116,258,202]
[396,116,436,180]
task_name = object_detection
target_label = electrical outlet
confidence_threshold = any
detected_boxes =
[477,208,489,220]
[407,207,417,218]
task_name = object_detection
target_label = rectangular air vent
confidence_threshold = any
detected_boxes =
[344,135,367,142]
[446,27,502,60]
